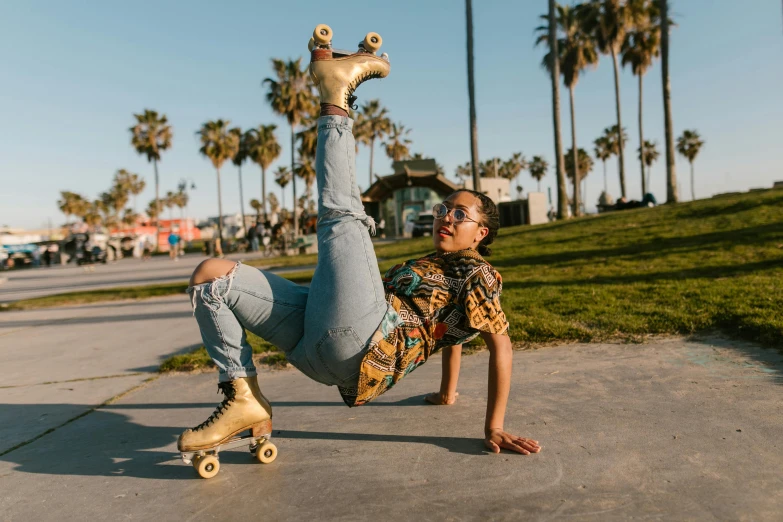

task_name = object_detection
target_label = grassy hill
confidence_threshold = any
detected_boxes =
[160,188,783,372]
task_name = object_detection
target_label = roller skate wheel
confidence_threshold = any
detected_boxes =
[363,32,382,53]
[194,455,220,479]
[308,37,315,52]
[313,24,332,46]
[256,441,278,464]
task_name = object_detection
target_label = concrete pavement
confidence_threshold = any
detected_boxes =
[1,334,782,520]
[0,252,315,304]
[0,295,202,454]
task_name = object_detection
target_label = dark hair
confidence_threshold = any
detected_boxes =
[451,189,500,257]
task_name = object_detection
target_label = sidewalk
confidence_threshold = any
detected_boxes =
[1,337,781,520]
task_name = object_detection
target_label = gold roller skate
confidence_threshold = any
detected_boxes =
[308,23,390,111]
[178,377,277,479]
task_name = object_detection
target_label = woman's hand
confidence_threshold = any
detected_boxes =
[484,428,541,455]
[424,391,459,405]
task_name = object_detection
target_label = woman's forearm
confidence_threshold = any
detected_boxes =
[484,334,513,436]
[440,344,462,398]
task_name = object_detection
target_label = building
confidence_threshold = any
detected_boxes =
[362,159,458,237]
[362,159,547,236]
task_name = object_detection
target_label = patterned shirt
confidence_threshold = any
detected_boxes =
[338,249,509,407]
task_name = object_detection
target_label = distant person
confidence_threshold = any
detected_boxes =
[168,231,181,261]
[42,247,51,267]
[142,237,153,261]
[377,218,386,238]
[260,221,271,256]
[247,222,259,252]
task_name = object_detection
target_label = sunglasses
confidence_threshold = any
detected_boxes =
[432,203,481,225]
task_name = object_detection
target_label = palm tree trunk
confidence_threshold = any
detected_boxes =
[660,0,678,203]
[261,166,267,222]
[369,137,375,188]
[466,0,481,192]
[638,73,646,196]
[569,85,580,217]
[611,49,626,199]
[549,0,568,220]
[238,165,247,236]
[216,168,224,254]
[153,159,160,252]
[690,161,695,201]
[281,185,286,211]
[290,127,298,238]
[602,159,608,195]
[537,180,541,193]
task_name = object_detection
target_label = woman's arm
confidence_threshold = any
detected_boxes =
[425,344,462,405]
[482,331,542,455]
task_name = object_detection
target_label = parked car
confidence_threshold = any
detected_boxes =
[411,213,435,238]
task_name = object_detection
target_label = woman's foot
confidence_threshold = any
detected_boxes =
[308,24,390,112]
[177,376,273,452]
[424,391,459,405]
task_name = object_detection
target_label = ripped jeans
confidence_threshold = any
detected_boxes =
[188,116,389,387]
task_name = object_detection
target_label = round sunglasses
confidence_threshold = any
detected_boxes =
[432,203,481,225]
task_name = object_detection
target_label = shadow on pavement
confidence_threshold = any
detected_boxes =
[0,394,484,480]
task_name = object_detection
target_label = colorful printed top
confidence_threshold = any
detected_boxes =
[338,249,509,407]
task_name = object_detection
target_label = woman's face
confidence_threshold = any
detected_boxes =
[432,191,489,253]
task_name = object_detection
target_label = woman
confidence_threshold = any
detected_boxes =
[178,34,541,458]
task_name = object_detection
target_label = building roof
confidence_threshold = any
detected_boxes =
[362,160,458,202]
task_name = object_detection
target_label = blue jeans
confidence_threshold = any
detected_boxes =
[188,116,388,387]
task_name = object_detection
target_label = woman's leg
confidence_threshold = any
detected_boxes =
[296,116,388,386]
[188,259,309,382]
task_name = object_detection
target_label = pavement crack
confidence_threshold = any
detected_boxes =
[0,375,159,457]
[0,373,146,389]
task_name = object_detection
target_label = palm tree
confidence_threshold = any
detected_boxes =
[593,135,612,194]
[622,0,663,197]
[274,166,292,210]
[638,139,659,191]
[146,199,160,223]
[659,0,677,202]
[455,162,472,183]
[250,198,263,220]
[353,111,370,156]
[359,99,391,187]
[171,189,188,224]
[245,124,281,221]
[164,190,176,222]
[537,3,598,217]
[267,193,280,217]
[676,130,704,201]
[83,201,103,228]
[543,0,569,220]
[384,123,413,162]
[583,0,630,199]
[466,0,481,192]
[500,153,528,195]
[229,127,249,235]
[528,156,549,192]
[263,58,317,236]
[57,191,81,226]
[294,154,316,212]
[197,120,240,250]
[114,169,145,212]
[130,110,172,246]
[121,209,139,228]
[565,147,594,213]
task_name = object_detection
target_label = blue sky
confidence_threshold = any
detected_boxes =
[1,0,782,229]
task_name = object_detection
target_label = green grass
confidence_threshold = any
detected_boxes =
[160,331,287,373]
[0,282,190,311]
